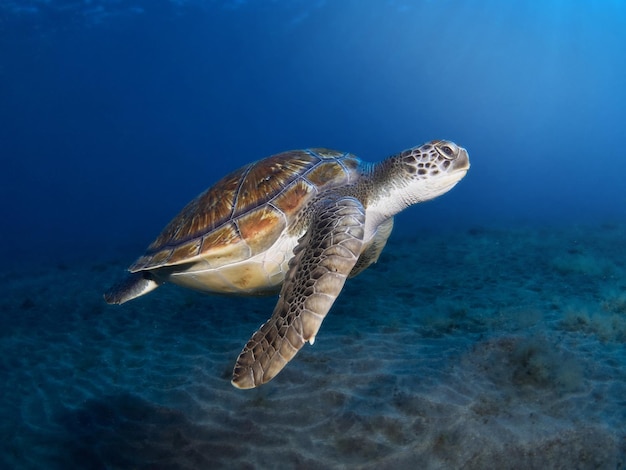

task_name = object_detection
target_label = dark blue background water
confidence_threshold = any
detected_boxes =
[2,0,625,265]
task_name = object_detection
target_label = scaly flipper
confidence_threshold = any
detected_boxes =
[104,272,162,304]
[349,217,393,277]
[231,196,365,389]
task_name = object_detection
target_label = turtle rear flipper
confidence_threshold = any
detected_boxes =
[231,197,365,389]
[104,272,162,304]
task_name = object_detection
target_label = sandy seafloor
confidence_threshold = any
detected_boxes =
[2,223,626,469]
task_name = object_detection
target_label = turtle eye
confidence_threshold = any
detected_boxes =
[436,143,457,160]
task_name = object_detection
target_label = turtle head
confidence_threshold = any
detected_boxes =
[393,139,470,204]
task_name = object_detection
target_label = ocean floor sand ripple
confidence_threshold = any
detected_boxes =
[1,223,626,468]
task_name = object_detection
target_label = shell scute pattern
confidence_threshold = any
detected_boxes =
[129,149,361,272]
[168,238,203,265]
[270,179,315,218]
[235,151,314,213]
[236,206,286,254]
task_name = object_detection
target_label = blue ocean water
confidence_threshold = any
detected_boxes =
[2,1,626,468]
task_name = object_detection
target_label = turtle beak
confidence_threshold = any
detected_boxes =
[452,147,470,172]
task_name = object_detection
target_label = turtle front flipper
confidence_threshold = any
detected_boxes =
[349,216,394,277]
[231,196,365,389]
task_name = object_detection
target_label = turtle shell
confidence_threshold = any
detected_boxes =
[129,148,361,273]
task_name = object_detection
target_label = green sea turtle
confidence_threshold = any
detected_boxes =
[105,140,470,389]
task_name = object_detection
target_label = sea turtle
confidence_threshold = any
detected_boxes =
[105,140,470,389]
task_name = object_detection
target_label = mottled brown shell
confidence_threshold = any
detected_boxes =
[129,149,361,272]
